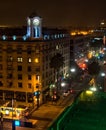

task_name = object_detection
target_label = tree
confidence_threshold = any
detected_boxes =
[50,53,64,70]
[50,53,64,92]
[88,61,100,76]
[87,61,100,87]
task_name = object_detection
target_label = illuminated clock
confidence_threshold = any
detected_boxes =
[33,18,40,26]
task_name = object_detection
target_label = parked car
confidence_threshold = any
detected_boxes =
[63,91,69,97]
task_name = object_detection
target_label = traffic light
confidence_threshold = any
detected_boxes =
[12,120,21,130]
[14,120,21,126]
[34,90,40,97]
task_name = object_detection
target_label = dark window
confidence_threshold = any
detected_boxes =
[17,48,22,54]
[18,82,22,88]
[7,82,13,87]
[18,65,22,71]
[18,74,22,80]
[27,92,33,103]
[35,67,40,72]
[0,64,2,70]
[7,65,12,70]
[0,56,2,62]
[27,47,32,54]
[27,66,31,72]
[0,81,3,86]
[7,73,12,79]
[28,83,32,88]
[7,47,13,53]
[0,73,3,78]
[28,75,31,80]
[0,47,2,53]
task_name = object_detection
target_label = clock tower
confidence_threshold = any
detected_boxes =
[27,12,42,39]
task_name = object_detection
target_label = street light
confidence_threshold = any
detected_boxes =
[70,68,76,73]
[61,82,66,87]
[101,72,105,77]
[100,72,106,91]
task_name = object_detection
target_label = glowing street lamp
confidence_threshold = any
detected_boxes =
[61,82,66,87]
[101,72,105,77]
[70,68,76,73]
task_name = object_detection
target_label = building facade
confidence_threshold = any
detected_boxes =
[0,13,71,106]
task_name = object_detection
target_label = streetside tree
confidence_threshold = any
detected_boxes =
[87,60,100,87]
[49,53,64,92]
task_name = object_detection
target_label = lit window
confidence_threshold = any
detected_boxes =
[56,45,59,50]
[35,58,39,63]
[17,57,23,62]
[12,35,17,40]
[36,75,40,80]
[22,35,27,41]
[55,34,57,39]
[28,58,31,63]
[2,35,7,40]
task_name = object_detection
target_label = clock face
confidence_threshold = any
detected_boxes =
[33,18,40,26]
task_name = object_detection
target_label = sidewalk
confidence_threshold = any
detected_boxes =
[27,94,74,130]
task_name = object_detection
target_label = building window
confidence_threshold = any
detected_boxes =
[35,67,40,72]
[7,47,13,53]
[7,65,12,70]
[28,83,32,89]
[18,82,22,88]
[7,56,13,62]
[35,58,39,63]
[17,57,23,62]
[28,58,31,63]
[36,75,39,80]
[28,75,31,80]
[17,65,22,71]
[0,81,3,86]
[0,73,3,78]
[27,47,32,54]
[18,74,22,80]
[17,47,22,54]
[0,47,2,53]
[7,73,12,79]
[27,66,31,72]
[7,82,13,87]
[0,64,2,70]
[0,56,2,62]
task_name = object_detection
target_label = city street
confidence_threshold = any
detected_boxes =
[0,93,75,130]
[0,78,88,130]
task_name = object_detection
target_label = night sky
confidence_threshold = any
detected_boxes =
[0,0,106,27]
